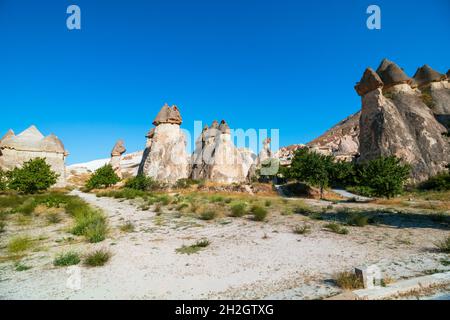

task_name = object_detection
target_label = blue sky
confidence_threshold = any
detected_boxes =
[0,0,449,164]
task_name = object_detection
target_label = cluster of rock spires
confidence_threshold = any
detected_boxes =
[354,59,449,182]
[0,126,68,186]
[137,104,259,184]
[280,59,449,183]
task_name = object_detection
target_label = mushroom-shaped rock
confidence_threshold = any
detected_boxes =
[219,120,230,134]
[355,68,384,96]
[210,120,219,130]
[167,105,182,125]
[152,103,171,126]
[376,59,412,88]
[413,65,446,87]
[111,140,126,157]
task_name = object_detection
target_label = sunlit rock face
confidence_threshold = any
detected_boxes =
[110,140,126,178]
[139,104,189,184]
[0,125,69,187]
[355,59,450,183]
[191,120,249,184]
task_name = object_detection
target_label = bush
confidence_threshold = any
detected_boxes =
[84,249,111,267]
[8,158,59,194]
[0,221,6,233]
[175,178,202,189]
[85,165,120,190]
[419,172,450,191]
[345,186,375,197]
[334,271,364,290]
[199,210,217,221]
[125,175,159,191]
[346,212,369,227]
[358,156,410,198]
[119,221,135,233]
[54,252,81,267]
[250,205,268,221]
[16,197,37,215]
[230,202,247,217]
[7,236,33,253]
[176,239,210,255]
[324,223,349,235]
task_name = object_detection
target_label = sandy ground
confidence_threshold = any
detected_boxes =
[0,190,449,300]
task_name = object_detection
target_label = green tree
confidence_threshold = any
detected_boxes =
[85,164,120,190]
[287,149,334,198]
[125,174,159,191]
[359,156,410,198]
[329,160,358,188]
[8,158,59,194]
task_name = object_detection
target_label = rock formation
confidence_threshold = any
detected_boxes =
[138,104,189,183]
[306,112,360,161]
[0,125,68,187]
[355,59,450,182]
[274,144,305,166]
[110,140,126,178]
[190,120,248,183]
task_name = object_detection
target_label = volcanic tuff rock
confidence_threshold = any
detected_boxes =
[0,125,68,187]
[356,59,450,182]
[110,140,126,178]
[139,104,189,183]
[190,120,248,183]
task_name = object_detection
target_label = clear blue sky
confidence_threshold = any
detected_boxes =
[0,0,449,164]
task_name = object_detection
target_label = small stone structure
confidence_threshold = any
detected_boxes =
[110,140,126,178]
[0,125,68,187]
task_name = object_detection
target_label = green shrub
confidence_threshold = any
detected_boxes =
[85,164,120,190]
[345,186,375,197]
[157,195,171,205]
[7,158,59,194]
[125,175,159,191]
[264,200,272,207]
[84,220,107,243]
[419,172,450,191]
[46,213,62,224]
[14,262,32,272]
[84,249,111,267]
[250,205,268,221]
[16,197,37,215]
[209,195,224,203]
[176,239,210,254]
[199,210,216,221]
[7,236,33,253]
[358,156,410,198]
[346,212,369,227]
[230,202,247,217]
[324,223,349,235]
[53,252,81,267]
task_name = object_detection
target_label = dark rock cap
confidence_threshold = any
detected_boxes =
[355,68,384,96]
[111,139,126,157]
[152,103,182,126]
[376,59,412,88]
[413,65,446,87]
[219,120,230,134]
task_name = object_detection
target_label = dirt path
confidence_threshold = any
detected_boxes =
[1,190,448,300]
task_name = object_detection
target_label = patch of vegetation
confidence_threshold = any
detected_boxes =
[7,158,59,194]
[0,221,5,233]
[345,212,369,227]
[209,195,224,203]
[175,178,203,189]
[324,223,349,235]
[293,204,312,215]
[83,249,112,267]
[264,200,272,207]
[229,202,247,217]
[176,239,210,255]
[293,224,311,235]
[85,164,120,190]
[53,251,81,267]
[199,210,217,221]
[334,271,364,290]
[176,203,189,211]
[124,175,160,191]
[420,86,435,109]
[435,236,450,253]
[0,168,7,191]
[419,172,450,191]
[14,262,32,272]
[7,236,33,253]
[46,212,62,224]
[250,205,268,221]
[119,221,135,233]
